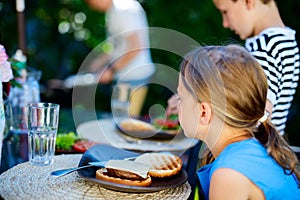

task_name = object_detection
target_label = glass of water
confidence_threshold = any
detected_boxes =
[27,103,60,166]
[111,83,131,124]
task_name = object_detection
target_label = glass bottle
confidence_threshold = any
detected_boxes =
[0,66,41,173]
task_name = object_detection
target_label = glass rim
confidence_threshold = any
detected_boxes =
[27,102,60,109]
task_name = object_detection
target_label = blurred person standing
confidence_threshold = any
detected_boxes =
[86,0,155,117]
[51,0,155,117]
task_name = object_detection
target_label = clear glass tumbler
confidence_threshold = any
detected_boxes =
[111,83,131,124]
[27,102,59,166]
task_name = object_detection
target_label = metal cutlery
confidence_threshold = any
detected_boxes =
[50,156,138,177]
[50,161,107,177]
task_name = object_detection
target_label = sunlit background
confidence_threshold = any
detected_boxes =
[0,0,300,146]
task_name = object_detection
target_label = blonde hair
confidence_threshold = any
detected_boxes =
[180,44,300,185]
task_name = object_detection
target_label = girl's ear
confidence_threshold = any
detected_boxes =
[198,102,212,125]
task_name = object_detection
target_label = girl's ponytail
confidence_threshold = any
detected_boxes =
[255,120,300,187]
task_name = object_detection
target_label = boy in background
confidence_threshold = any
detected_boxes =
[168,0,299,136]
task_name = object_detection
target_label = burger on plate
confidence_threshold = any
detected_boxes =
[95,152,183,187]
[153,114,181,134]
[95,160,152,187]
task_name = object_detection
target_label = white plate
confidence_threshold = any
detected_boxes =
[76,118,198,152]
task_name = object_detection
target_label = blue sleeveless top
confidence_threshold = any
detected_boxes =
[197,138,300,200]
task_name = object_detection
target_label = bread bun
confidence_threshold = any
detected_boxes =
[119,118,156,132]
[96,168,152,187]
[95,160,152,187]
[162,129,181,135]
[134,153,183,178]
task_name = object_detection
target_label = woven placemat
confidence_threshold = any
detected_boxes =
[0,154,191,200]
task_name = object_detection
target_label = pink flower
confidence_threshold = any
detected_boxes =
[0,44,13,82]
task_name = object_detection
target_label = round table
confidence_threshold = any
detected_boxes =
[0,154,191,200]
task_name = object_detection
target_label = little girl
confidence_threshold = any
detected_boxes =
[177,44,300,199]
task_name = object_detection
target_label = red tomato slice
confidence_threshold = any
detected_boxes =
[155,118,179,129]
[72,141,97,153]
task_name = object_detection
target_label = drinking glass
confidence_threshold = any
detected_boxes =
[27,103,59,166]
[111,83,131,124]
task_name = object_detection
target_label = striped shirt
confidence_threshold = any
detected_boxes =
[245,27,300,135]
